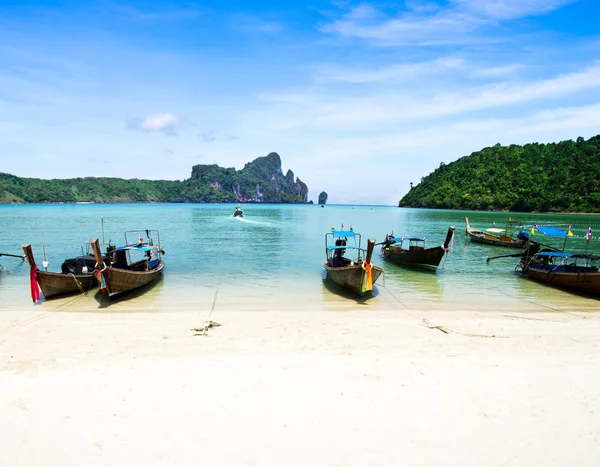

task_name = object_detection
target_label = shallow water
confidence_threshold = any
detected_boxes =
[1,203,599,313]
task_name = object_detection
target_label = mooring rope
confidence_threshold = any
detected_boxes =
[192,264,224,336]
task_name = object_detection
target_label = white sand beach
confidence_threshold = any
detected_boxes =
[2,305,600,467]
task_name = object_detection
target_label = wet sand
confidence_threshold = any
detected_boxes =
[2,304,600,466]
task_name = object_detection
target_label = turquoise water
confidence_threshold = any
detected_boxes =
[1,204,599,312]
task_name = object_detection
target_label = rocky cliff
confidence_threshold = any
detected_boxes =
[0,153,310,204]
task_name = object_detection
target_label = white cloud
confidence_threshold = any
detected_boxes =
[199,130,216,143]
[454,0,576,21]
[127,113,181,135]
[470,64,524,78]
[321,0,575,45]
[316,57,465,83]
[256,64,600,130]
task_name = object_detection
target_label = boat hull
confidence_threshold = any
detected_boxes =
[522,265,600,295]
[467,232,525,248]
[382,246,445,270]
[324,263,383,296]
[37,271,98,299]
[102,262,164,297]
[465,217,525,249]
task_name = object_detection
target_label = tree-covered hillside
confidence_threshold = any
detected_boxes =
[0,152,309,204]
[399,135,600,213]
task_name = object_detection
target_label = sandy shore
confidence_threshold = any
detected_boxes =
[1,306,600,466]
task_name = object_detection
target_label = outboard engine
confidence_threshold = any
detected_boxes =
[333,238,346,267]
[334,238,346,257]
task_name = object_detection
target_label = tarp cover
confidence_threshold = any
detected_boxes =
[116,245,153,252]
[331,231,355,237]
[536,251,573,257]
[536,226,569,237]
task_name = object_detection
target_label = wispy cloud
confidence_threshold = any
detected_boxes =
[127,113,182,135]
[470,64,525,78]
[316,57,465,83]
[199,130,216,143]
[230,15,285,33]
[109,3,201,21]
[257,64,600,128]
[321,0,576,45]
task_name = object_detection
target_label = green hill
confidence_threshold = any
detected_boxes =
[399,135,600,213]
[0,152,309,204]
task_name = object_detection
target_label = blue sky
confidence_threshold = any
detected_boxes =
[1,0,599,204]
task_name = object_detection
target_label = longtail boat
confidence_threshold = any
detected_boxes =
[465,217,527,248]
[233,206,244,217]
[381,226,456,271]
[22,244,102,301]
[91,230,164,298]
[515,225,600,296]
[517,251,600,295]
[323,228,383,297]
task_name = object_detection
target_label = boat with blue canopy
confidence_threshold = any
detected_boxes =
[91,229,164,298]
[381,226,455,271]
[515,226,600,296]
[323,227,383,297]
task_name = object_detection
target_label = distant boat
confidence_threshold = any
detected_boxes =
[22,243,105,301]
[381,226,456,271]
[323,228,383,297]
[465,217,527,248]
[233,206,244,217]
[90,230,164,298]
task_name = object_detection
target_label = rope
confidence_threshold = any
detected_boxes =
[192,264,225,336]
[381,282,507,338]
[69,273,86,295]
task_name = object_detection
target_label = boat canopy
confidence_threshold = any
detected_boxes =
[536,251,573,258]
[327,245,358,250]
[332,230,355,237]
[116,245,153,252]
[486,228,511,234]
[536,226,569,237]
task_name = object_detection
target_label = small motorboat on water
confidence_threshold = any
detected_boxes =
[233,206,244,217]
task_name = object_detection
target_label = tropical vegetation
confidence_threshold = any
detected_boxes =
[0,152,309,204]
[399,135,600,213]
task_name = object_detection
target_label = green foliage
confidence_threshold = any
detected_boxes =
[0,153,309,204]
[399,135,600,213]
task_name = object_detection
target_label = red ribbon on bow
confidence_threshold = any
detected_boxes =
[30,265,41,303]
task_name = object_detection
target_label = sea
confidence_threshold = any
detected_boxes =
[1,203,599,313]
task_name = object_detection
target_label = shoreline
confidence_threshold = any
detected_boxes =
[2,307,600,466]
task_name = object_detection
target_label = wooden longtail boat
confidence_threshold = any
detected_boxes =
[323,228,383,297]
[22,244,99,301]
[465,217,527,248]
[90,230,164,298]
[518,251,600,295]
[381,226,456,271]
[514,225,600,296]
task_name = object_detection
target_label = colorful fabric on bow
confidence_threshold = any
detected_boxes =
[30,265,41,303]
[94,263,107,292]
[362,260,373,293]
